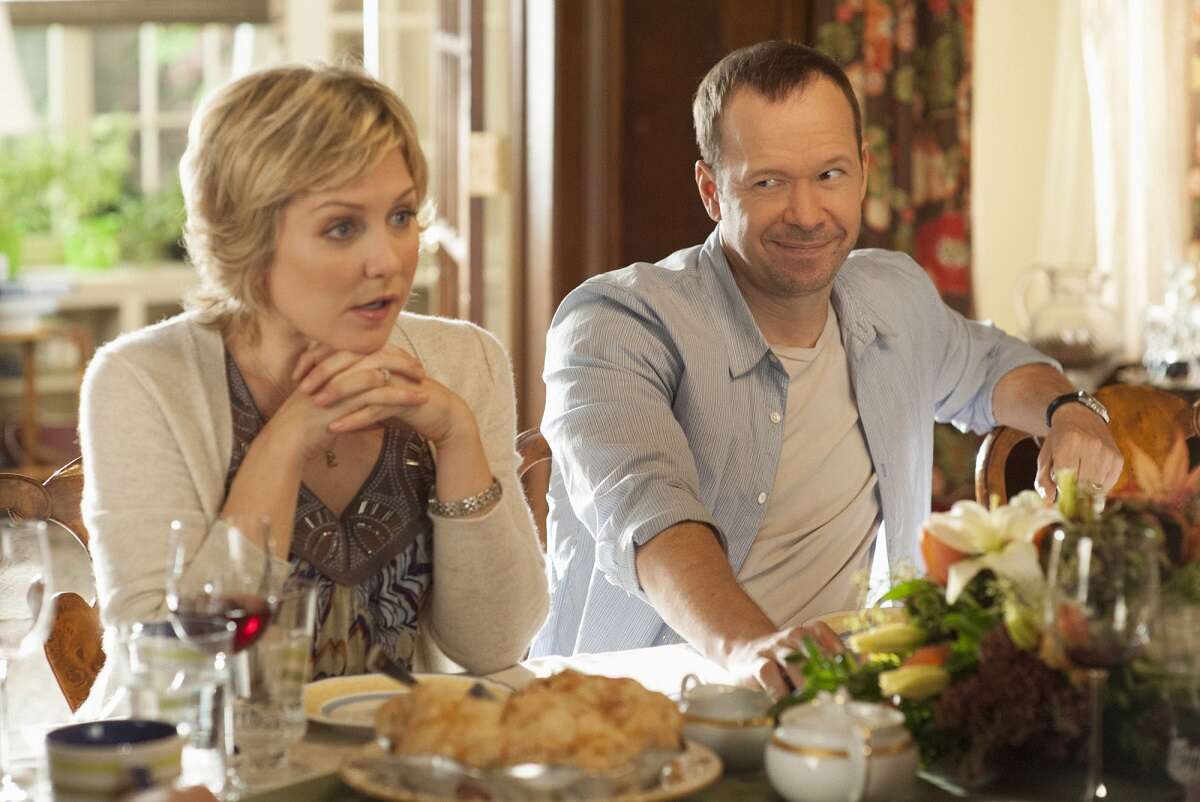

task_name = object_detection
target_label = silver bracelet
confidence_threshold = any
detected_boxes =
[428,476,503,518]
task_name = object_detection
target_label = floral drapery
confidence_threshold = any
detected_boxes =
[810,0,978,509]
[811,0,975,318]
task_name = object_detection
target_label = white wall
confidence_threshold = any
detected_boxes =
[972,0,1094,334]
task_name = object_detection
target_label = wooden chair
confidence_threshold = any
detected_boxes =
[0,457,104,712]
[975,384,1200,505]
[516,428,552,551]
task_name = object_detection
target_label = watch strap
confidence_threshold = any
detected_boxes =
[1045,390,1110,428]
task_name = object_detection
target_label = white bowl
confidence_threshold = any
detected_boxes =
[46,719,183,797]
[679,680,772,772]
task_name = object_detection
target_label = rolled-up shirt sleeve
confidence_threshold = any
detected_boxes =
[542,284,723,599]
[924,275,1058,434]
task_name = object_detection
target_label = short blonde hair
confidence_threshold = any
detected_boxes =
[180,63,429,338]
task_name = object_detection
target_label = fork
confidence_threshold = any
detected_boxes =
[365,644,495,700]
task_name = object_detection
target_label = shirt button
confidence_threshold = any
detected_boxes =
[770,411,782,424]
[757,492,767,504]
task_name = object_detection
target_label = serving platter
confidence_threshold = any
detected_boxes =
[339,740,723,802]
[304,673,510,734]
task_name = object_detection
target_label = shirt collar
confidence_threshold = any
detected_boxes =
[698,229,773,379]
[699,228,896,375]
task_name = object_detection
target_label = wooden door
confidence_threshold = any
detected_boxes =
[429,0,485,322]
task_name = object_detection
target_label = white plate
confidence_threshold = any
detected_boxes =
[340,739,723,802]
[303,673,511,734]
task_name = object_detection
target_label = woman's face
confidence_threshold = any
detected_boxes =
[263,150,420,354]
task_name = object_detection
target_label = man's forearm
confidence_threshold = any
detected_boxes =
[634,521,776,661]
[990,362,1075,437]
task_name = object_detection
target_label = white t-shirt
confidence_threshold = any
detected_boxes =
[736,303,882,629]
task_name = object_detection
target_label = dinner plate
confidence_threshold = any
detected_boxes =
[303,673,510,734]
[339,739,723,802]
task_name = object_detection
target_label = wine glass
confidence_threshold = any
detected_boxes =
[165,517,276,799]
[1045,523,1160,802]
[0,518,54,802]
[165,517,276,655]
[1160,602,1200,802]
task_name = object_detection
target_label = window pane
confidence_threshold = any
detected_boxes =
[13,26,49,120]
[126,131,142,192]
[332,30,364,63]
[93,26,139,113]
[157,24,204,113]
[159,127,188,186]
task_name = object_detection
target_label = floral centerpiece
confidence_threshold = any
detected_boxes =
[776,463,1200,787]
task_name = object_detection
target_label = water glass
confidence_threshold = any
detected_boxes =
[1161,604,1200,802]
[227,580,316,786]
[118,621,233,747]
[0,518,54,801]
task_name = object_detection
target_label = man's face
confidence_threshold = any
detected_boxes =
[696,78,868,305]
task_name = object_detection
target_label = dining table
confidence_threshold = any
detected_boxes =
[235,644,1183,802]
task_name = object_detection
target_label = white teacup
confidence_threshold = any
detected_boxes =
[678,674,773,772]
[766,691,917,802]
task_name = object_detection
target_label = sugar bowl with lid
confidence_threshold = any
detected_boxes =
[765,691,918,802]
[677,674,773,772]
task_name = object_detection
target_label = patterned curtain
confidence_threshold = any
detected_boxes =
[811,0,975,318]
[811,0,978,510]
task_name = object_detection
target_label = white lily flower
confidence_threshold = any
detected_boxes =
[924,490,1061,603]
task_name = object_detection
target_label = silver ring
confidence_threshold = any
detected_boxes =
[379,367,391,383]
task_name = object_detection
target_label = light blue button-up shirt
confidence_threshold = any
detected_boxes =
[530,229,1054,657]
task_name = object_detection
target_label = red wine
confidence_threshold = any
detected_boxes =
[1064,644,1135,669]
[171,595,273,653]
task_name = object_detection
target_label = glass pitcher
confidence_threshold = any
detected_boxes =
[1016,265,1120,371]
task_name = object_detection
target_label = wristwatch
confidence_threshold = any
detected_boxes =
[1045,390,1110,428]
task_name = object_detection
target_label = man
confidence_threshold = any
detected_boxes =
[529,41,1122,695]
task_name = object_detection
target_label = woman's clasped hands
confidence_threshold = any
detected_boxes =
[267,341,478,464]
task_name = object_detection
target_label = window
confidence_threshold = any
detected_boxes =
[14,20,282,193]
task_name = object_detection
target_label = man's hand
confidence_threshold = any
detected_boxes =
[722,622,843,699]
[1035,403,1124,499]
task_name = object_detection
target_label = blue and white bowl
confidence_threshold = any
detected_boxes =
[46,719,184,796]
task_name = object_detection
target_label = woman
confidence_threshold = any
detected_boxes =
[78,64,548,692]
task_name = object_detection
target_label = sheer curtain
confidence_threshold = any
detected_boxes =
[1036,0,1095,270]
[0,4,35,136]
[1080,0,1190,360]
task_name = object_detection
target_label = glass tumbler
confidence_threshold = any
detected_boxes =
[226,580,317,787]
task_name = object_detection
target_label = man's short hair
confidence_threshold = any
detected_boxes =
[692,40,863,168]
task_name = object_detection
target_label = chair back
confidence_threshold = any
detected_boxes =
[975,384,1200,505]
[0,457,103,712]
[516,428,552,551]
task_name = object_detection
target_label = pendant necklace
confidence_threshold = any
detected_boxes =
[249,351,338,469]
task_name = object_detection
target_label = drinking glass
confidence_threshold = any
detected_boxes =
[1045,524,1160,802]
[0,519,54,802]
[227,579,316,787]
[164,517,275,799]
[119,620,233,745]
[1160,603,1200,802]
[165,517,276,654]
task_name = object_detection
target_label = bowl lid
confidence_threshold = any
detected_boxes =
[47,719,179,748]
[775,692,907,751]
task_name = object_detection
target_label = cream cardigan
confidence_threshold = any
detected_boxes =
[78,311,547,689]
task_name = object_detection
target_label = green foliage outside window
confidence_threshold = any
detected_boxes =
[0,117,185,272]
